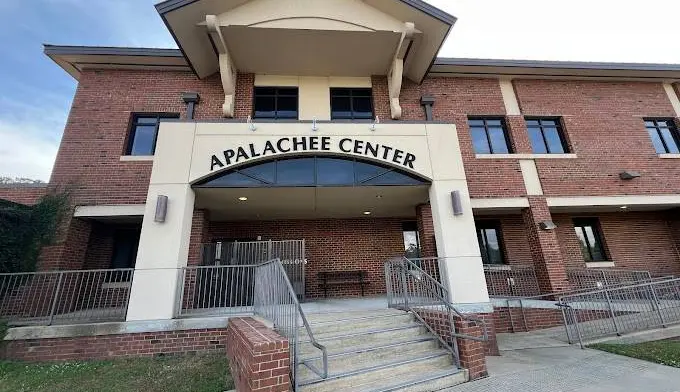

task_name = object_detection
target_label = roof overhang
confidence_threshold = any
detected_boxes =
[44,45,190,80]
[432,58,680,82]
[155,0,455,82]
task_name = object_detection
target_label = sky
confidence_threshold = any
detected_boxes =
[1,0,679,181]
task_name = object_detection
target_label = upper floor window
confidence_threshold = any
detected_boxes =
[526,118,569,154]
[253,87,299,119]
[126,113,179,156]
[330,88,373,120]
[475,220,505,265]
[573,218,607,262]
[645,118,680,154]
[468,118,512,154]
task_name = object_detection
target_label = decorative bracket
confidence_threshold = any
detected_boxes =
[387,22,416,120]
[207,15,237,118]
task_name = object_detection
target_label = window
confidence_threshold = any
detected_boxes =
[110,228,141,270]
[253,87,299,119]
[126,113,179,156]
[573,218,607,262]
[526,118,569,154]
[475,220,505,265]
[196,156,428,188]
[402,222,421,259]
[330,88,374,120]
[645,118,680,154]
[468,118,512,154]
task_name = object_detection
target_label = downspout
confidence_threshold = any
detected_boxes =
[181,92,201,120]
[420,95,435,121]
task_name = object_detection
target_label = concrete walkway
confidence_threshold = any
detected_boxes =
[443,330,680,392]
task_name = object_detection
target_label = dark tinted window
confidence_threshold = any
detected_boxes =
[468,118,511,154]
[526,118,569,154]
[331,88,374,120]
[475,220,505,264]
[127,114,179,156]
[645,118,680,154]
[573,218,607,262]
[402,222,421,259]
[254,87,299,119]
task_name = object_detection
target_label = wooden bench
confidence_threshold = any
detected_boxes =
[318,270,369,298]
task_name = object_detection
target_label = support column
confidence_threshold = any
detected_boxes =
[187,209,210,267]
[416,204,436,258]
[522,197,569,293]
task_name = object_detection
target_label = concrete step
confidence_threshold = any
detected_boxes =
[305,313,415,338]
[305,308,404,324]
[298,338,444,383]
[297,354,462,392]
[298,324,428,357]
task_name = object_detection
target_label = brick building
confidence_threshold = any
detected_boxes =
[3,0,680,389]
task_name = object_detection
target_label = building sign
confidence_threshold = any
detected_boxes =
[210,136,416,171]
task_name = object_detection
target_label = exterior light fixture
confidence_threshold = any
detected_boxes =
[154,195,168,223]
[619,171,641,180]
[451,191,463,216]
[620,205,628,210]
[370,116,380,131]
[238,197,248,201]
[247,116,256,131]
[312,118,319,132]
[363,211,372,215]
[539,221,557,230]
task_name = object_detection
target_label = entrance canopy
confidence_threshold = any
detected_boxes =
[193,156,430,220]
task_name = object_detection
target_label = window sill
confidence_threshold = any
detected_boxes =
[120,155,154,162]
[101,281,132,290]
[585,261,615,268]
[483,264,512,271]
[658,154,680,159]
[475,153,578,159]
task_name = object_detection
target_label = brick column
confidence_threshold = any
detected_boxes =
[187,209,210,267]
[522,197,569,294]
[226,317,291,392]
[416,203,437,258]
[454,317,489,380]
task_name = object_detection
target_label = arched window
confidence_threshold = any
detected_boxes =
[194,156,429,188]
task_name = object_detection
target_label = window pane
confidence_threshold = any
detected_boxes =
[277,88,298,96]
[136,117,158,125]
[240,162,275,183]
[470,127,491,154]
[477,229,489,263]
[276,158,315,185]
[254,96,276,118]
[353,89,372,97]
[488,127,509,153]
[486,119,502,126]
[540,119,556,126]
[355,161,390,182]
[468,119,484,127]
[543,127,566,154]
[255,87,276,96]
[525,119,539,126]
[317,158,355,185]
[584,226,606,261]
[528,127,548,154]
[660,128,680,154]
[574,227,592,261]
[209,172,267,187]
[644,121,655,127]
[352,97,373,119]
[130,125,157,155]
[648,129,667,153]
[363,170,422,185]
[484,228,503,264]
[276,96,298,119]
[403,231,420,259]
[331,97,353,119]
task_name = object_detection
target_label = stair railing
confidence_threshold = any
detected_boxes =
[385,257,488,368]
[253,258,328,390]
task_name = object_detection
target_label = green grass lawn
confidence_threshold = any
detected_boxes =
[590,339,680,368]
[0,354,234,392]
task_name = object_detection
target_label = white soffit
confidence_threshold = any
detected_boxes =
[74,204,146,218]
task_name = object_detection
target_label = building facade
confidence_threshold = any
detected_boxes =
[4,0,680,367]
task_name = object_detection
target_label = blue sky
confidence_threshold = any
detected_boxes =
[2,0,680,181]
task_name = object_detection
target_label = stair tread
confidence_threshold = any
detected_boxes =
[298,325,429,356]
[308,311,411,326]
[305,309,403,323]
[298,354,455,392]
[300,336,437,361]
[306,322,424,342]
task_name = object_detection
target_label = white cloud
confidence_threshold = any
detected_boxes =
[0,120,59,182]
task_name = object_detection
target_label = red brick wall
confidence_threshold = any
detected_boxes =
[2,328,228,361]
[0,185,47,205]
[493,306,565,333]
[208,218,406,298]
[226,318,290,392]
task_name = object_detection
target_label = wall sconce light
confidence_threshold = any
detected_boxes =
[539,221,557,230]
[451,191,463,216]
[619,171,641,180]
[247,116,256,132]
[370,116,380,131]
[312,118,319,132]
[154,195,168,223]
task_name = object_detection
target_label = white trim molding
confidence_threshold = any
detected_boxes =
[74,204,146,218]
[659,154,680,159]
[471,197,530,210]
[663,83,680,117]
[585,261,616,268]
[475,153,578,159]
[546,194,680,208]
[499,78,521,116]
[120,155,154,162]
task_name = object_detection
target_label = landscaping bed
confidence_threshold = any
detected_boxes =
[0,354,233,392]
[590,339,680,368]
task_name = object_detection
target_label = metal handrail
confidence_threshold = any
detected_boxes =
[386,257,488,367]
[253,259,328,390]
